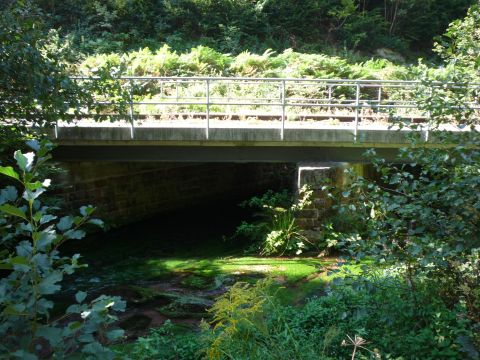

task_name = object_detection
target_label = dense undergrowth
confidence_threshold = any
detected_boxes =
[78,46,412,79]
[128,273,477,360]
[34,0,474,57]
[75,47,478,122]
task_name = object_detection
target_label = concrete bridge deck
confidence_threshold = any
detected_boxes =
[51,76,479,162]
[51,120,469,163]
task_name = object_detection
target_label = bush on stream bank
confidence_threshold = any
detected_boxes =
[0,141,126,359]
[130,274,476,360]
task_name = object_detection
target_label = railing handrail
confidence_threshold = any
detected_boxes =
[69,75,480,87]
[57,75,480,143]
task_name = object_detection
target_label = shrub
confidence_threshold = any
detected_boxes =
[230,49,285,77]
[202,273,475,359]
[78,45,417,81]
[179,46,232,76]
[0,140,126,358]
[37,0,473,55]
[233,187,313,256]
[132,320,203,360]
[434,3,480,71]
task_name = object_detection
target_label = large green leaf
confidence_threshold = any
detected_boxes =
[88,218,104,228]
[80,205,95,216]
[0,186,18,204]
[57,216,74,231]
[34,231,56,251]
[36,325,63,347]
[75,291,87,303]
[38,272,63,295]
[64,229,86,240]
[22,188,45,203]
[14,150,30,172]
[0,204,27,219]
[0,166,20,180]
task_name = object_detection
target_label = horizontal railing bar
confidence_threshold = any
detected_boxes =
[87,101,480,110]
[70,76,480,86]
[97,97,421,103]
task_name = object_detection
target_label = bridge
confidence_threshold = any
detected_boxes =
[47,76,479,226]
[52,77,479,162]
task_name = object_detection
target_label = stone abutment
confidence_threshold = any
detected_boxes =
[55,162,295,227]
[295,162,373,232]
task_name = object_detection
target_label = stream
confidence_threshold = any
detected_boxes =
[61,200,254,339]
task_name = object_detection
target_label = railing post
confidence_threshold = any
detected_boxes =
[226,82,231,114]
[327,84,332,114]
[354,83,360,142]
[128,79,135,139]
[206,79,210,140]
[281,80,286,140]
[425,84,433,142]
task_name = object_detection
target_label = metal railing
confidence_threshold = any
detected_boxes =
[69,76,480,141]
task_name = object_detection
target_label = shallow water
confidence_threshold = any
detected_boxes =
[72,200,250,262]
[59,200,254,338]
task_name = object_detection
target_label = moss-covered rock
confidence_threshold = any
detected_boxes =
[180,275,213,290]
[157,294,213,319]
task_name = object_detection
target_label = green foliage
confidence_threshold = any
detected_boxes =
[36,0,474,56]
[204,278,276,359]
[132,320,203,360]
[76,46,433,122]
[234,187,313,256]
[0,0,131,155]
[202,273,475,359]
[320,131,480,346]
[0,140,126,359]
[79,46,412,79]
[312,23,480,351]
[329,109,479,270]
[179,46,232,75]
[434,3,480,71]
[0,2,81,148]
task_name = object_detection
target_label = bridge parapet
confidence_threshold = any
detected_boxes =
[45,76,479,162]
[66,76,479,141]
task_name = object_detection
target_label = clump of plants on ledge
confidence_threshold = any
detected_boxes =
[0,140,126,359]
[232,186,313,256]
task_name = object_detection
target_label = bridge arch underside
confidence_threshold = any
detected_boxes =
[56,161,296,227]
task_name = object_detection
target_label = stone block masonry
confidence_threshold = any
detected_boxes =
[295,162,372,231]
[54,162,295,227]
